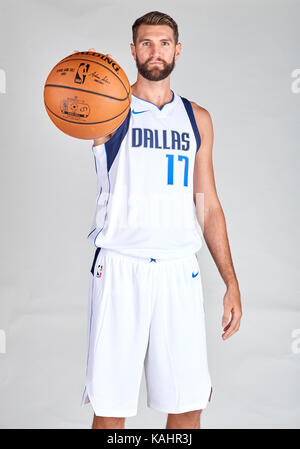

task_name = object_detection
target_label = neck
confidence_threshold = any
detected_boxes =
[131,75,173,110]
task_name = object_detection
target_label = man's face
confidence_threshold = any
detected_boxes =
[131,24,181,81]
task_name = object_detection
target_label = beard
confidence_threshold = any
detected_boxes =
[135,54,176,81]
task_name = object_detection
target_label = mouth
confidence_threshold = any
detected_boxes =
[148,61,163,65]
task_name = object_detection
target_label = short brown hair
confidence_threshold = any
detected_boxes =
[132,11,179,45]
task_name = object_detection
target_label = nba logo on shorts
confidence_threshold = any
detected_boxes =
[96,264,103,278]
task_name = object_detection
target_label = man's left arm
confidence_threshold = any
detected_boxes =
[191,102,242,340]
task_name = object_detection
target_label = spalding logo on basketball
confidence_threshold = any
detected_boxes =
[43,51,131,140]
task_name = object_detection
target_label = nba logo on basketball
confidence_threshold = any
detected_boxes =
[96,264,103,278]
[74,63,90,84]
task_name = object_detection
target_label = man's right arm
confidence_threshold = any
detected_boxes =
[93,132,114,147]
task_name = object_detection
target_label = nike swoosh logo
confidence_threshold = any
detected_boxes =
[192,272,199,278]
[132,110,148,114]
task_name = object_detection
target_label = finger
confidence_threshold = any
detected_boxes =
[230,309,242,326]
[222,325,237,339]
[72,50,79,54]
[222,325,239,340]
[233,309,242,320]
[228,314,240,330]
[222,307,231,328]
[223,322,231,332]
[222,317,241,339]
[223,315,236,332]
[88,48,96,52]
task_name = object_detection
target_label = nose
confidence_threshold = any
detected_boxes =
[149,43,161,60]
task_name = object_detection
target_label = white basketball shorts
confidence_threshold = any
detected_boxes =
[81,247,212,417]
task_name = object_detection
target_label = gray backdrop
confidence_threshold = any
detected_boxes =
[0,0,299,429]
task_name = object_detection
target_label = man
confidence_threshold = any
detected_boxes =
[80,11,242,429]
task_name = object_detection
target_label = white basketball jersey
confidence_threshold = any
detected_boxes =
[87,90,203,259]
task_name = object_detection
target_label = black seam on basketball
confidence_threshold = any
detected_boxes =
[47,57,130,96]
[44,84,129,101]
[44,101,130,125]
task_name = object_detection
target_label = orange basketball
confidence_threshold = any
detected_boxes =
[43,51,131,140]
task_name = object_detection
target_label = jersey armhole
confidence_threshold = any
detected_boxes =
[92,107,132,151]
[104,108,131,171]
[180,97,201,152]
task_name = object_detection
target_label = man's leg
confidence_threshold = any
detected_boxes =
[92,413,125,429]
[166,409,202,429]
[81,250,151,427]
[144,255,212,425]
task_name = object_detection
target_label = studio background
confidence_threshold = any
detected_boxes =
[0,0,299,429]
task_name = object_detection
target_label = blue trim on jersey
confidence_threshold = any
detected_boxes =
[93,157,111,247]
[86,185,102,239]
[105,109,131,171]
[91,247,101,275]
[87,227,96,238]
[93,154,98,173]
[180,97,201,152]
[92,109,131,247]
[95,186,102,206]
[132,90,175,112]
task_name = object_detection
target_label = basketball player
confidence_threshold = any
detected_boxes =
[79,11,242,429]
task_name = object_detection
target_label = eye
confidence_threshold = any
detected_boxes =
[142,42,150,46]
[162,41,169,46]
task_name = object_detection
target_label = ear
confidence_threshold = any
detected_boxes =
[130,43,136,61]
[175,42,182,61]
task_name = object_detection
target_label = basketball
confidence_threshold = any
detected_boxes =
[43,51,131,140]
